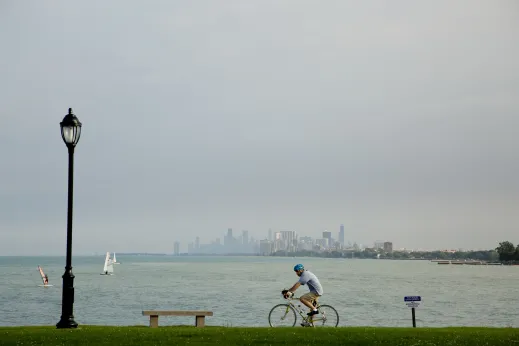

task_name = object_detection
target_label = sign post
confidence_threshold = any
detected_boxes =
[404,296,421,327]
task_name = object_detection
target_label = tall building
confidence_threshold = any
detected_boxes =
[225,228,233,246]
[315,239,327,248]
[272,232,282,252]
[322,231,332,247]
[174,241,180,255]
[383,242,393,253]
[259,240,273,255]
[195,237,200,250]
[268,229,272,241]
[280,231,297,252]
[242,230,249,245]
[339,224,345,245]
[299,236,313,251]
[374,241,385,249]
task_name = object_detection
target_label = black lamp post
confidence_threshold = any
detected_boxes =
[56,108,82,329]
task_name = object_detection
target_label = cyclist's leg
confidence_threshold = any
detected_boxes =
[313,294,320,307]
[301,293,319,314]
[300,292,314,309]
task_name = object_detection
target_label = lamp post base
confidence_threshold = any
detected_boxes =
[56,318,78,329]
[57,269,78,329]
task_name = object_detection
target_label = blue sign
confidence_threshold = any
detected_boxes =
[404,296,421,302]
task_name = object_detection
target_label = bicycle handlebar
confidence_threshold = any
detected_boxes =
[281,289,300,300]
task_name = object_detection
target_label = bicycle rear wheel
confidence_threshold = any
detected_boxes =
[311,304,339,327]
[268,304,297,327]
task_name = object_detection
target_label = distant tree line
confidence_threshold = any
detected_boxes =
[495,241,519,263]
[271,249,500,262]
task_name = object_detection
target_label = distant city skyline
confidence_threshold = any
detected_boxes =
[180,225,363,253]
[176,224,493,255]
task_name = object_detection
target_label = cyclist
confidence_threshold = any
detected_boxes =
[282,264,323,318]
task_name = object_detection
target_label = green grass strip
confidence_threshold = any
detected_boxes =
[1,326,519,345]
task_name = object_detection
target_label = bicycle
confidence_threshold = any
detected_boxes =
[268,292,339,327]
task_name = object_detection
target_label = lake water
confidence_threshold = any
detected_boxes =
[1,255,518,328]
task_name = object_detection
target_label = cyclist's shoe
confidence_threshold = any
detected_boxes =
[307,310,319,317]
[301,321,312,327]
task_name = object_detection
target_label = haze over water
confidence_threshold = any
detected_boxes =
[1,255,517,327]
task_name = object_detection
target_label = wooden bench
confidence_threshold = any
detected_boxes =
[142,310,213,328]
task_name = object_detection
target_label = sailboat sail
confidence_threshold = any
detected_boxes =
[113,252,119,264]
[38,265,49,285]
[101,252,114,275]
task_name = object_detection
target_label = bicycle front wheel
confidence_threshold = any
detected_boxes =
[268,304,297,327]
[311,304,339,327]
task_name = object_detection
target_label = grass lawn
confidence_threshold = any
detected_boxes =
[1,326,518,345]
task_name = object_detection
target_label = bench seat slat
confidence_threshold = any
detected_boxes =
[142,310,213,316]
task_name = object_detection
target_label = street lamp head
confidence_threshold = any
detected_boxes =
[60,108,82,147]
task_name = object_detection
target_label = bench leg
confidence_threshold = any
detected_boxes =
[149,315,159,328]
[195,316,205,328]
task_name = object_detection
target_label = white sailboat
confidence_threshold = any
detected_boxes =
[100,252,114,275]
[38,265,53,287]
[113,252,120,264]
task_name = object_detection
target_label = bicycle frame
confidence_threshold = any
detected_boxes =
[284,296,325,326]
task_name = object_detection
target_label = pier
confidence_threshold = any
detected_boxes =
[431,260,502,265]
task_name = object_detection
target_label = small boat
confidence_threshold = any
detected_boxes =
[38,265,53,287]
[113,252,120,264]
[100,252,114,275]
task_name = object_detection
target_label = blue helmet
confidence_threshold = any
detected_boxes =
[293,264,304,271]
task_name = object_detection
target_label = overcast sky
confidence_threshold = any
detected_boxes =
[1,0,518,255]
